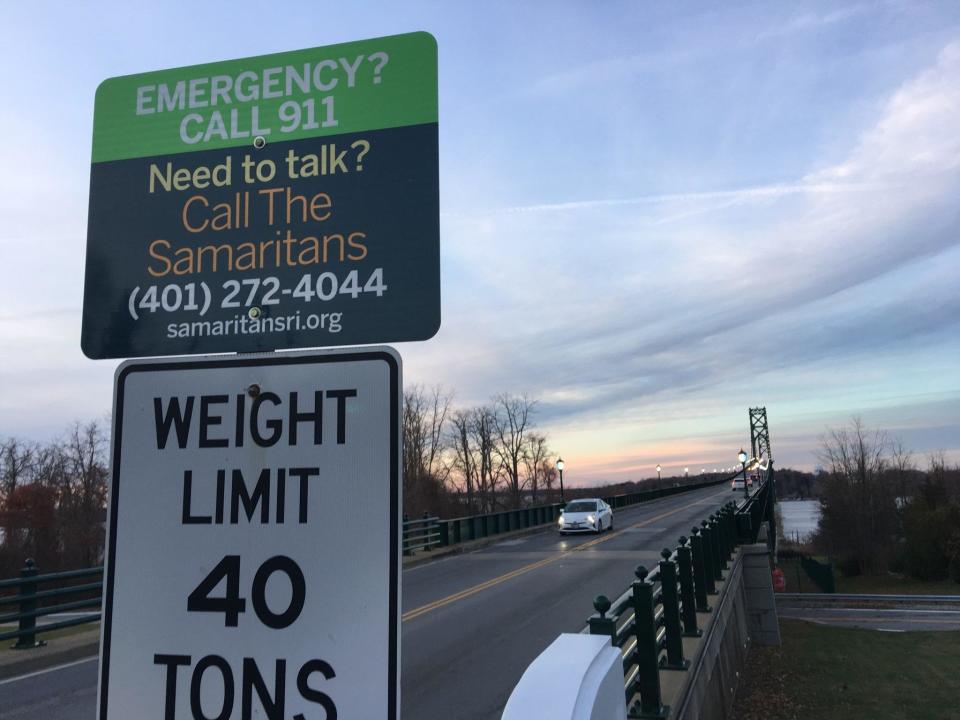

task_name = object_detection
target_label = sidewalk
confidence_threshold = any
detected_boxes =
[0,626,100,681]
[401,520,555,568]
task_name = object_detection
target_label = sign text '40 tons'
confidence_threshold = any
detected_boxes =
[99,352,401,720]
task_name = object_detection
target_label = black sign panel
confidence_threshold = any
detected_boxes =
[82,126,438,358]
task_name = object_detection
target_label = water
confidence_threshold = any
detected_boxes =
[778,500,821,542]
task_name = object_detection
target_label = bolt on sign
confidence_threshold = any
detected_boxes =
[97,349,401,719]
[83,32,438,359]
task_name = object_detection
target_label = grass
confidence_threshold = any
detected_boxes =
[835,573,960,596]
[777,556,960,595]
[0,621,100,654]
[734,619,960,720]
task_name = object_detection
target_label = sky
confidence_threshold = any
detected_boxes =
[1,1,958,485]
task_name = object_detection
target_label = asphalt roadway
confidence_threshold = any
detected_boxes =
[776,599,960,632]
[0,484,735,720]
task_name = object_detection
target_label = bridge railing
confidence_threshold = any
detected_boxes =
[581,474,768,718]
[402,514,443,555]
[435,475,735,549]
[735,464,773,545]
[0,560,103,648]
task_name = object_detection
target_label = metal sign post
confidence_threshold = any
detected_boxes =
[96,349,401,719]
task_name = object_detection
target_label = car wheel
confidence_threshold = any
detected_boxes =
[608,519,614,532]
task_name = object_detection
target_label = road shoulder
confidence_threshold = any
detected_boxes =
[0,627,100,682]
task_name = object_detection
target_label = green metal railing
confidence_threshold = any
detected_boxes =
[584,469,773,718]
[403,514,443,555]
[735,468,774,545]
[0,560,103,648]
[435,475,735,548]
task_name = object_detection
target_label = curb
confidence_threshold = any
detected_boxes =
[402,522,556,569]
[0,629,100,682]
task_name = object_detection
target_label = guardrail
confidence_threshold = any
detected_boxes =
[0,560,103,648]
[434,475,736,549]
[403,514,442,555]
[734,470,773,545]
[776,593,960,606]
[581,469,772,717]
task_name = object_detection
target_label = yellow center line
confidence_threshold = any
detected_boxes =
[401,488,729,623]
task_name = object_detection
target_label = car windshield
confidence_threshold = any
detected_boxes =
[565,501,597,513]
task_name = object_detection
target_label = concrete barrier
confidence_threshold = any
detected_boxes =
[501,634,627,720]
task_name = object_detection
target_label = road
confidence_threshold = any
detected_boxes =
[0,484,735,720]
[776,596,960,632]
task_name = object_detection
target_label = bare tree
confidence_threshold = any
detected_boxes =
[402,385,452,515]
[492,393,536,508]
[523,433,551,505]
[540,459,558,501]
[920,451,951,505]
[1,438,33,499]
[471,405,501,512]
[59,422,109,568]
[816,417,898,575]
[448,409,478,512]
[889,439,914,503]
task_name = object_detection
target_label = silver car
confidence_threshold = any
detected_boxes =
[558,498,613,534]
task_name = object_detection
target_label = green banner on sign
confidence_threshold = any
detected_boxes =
[92,32,437,162]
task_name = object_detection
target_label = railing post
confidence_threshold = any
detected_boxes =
[727,503,740,552]
[630,567,668,718]
[715,511,730,569]
[13,559,44,649]
[767,467,777,546]
[658,550,689,670]
[587,595,617,643]
[701,519,722,583]
[402,515,412,555]
[708,515,724,579]
[690,527,714,607]
[676,538,701,636]
[718,507,732,564]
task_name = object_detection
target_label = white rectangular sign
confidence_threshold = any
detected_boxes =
[97,349,401,719]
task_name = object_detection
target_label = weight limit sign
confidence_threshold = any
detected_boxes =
[97,349,401,719]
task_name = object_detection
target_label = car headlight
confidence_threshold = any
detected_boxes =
[587,515,595,524]
[558,517,565,526]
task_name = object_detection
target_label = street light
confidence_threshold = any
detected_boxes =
[684,467,689,478]
[656,464,662,482]
[556,457,565,503]
[738,448,749,499]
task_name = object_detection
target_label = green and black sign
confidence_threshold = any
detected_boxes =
[83,32,439,359]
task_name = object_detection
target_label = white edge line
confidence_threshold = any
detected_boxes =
[0,655,98,685]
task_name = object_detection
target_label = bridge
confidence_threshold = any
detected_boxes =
[1,410,777,719]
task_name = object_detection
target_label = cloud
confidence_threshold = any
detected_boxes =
[473,182,880,216]
[525,47,696,98]
[754,5,868,42]
[419,39,960,473]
